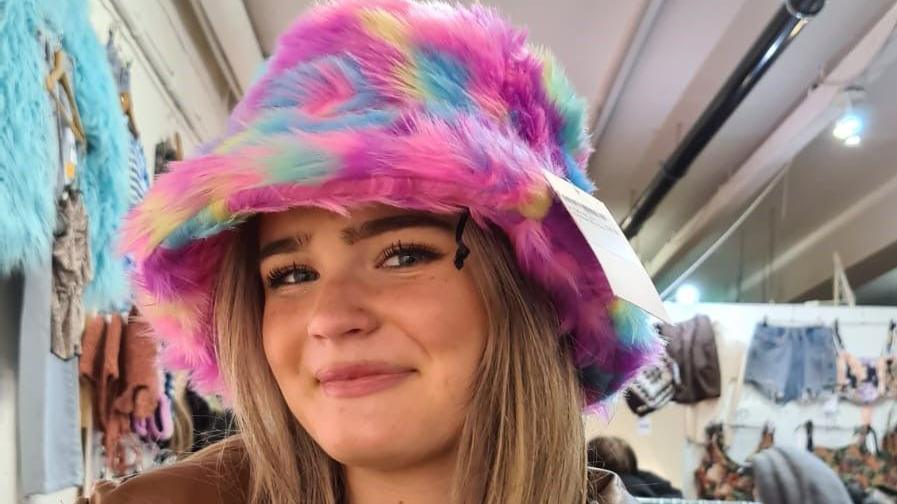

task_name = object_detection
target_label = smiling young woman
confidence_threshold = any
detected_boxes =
[214,206,589,503]
[86,1,661,503]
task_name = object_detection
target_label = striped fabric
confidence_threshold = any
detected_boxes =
[127,133,149,209]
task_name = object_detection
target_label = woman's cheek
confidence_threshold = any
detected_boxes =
[262,301,308,372]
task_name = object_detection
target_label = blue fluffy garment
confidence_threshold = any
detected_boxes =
[0,0,58,275]
[0,0,130,312]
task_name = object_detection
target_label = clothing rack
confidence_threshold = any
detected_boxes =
[760,317,895,328]
[836,320,897,327]
[637,499,759,504]
[760,315,827,327]
[725,421,851,432]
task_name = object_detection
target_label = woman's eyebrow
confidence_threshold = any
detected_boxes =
[258,214,453,260]
[342,214,454,244]
[258,233,311,261]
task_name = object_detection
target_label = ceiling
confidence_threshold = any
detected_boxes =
[225,0,897,306]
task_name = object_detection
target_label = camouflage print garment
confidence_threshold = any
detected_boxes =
[813,425,897,495]
[695,423,774,501]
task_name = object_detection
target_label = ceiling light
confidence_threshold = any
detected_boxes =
[844,135,861,147]
[675,284,701,304]
[832,114,862,140]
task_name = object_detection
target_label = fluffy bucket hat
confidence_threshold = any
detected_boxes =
[121,0,661,407]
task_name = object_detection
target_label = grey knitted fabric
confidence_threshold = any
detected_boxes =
[751,446,851,504]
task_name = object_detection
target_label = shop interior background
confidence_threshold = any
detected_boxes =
[2,0,897,502]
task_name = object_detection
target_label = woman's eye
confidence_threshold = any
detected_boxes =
[379,243,442,269]
[265,264,319,288]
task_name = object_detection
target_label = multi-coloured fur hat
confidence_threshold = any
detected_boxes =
[121,0,660,407]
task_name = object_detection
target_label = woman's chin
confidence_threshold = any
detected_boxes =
[308,408,454,470]
[318,429,419,469]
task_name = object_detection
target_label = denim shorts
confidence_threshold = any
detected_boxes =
[744,324,838,403]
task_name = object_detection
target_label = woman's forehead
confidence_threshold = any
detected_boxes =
[256,205,455,246]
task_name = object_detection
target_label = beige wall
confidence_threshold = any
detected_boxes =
[585,402,688,484]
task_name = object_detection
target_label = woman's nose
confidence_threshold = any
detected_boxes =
[305,276,380,341]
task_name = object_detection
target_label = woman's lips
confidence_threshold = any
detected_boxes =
[315,362,415,398]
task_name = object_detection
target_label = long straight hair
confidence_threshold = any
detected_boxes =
[205,217,587,503]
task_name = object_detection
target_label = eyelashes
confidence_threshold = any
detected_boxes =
[263,241,446,289]
[376,241,443,268]
[265,262,319,288]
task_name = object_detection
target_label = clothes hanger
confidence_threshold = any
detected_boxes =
[174,132,184,161]
[833,318,846,350]
[46,49,86,144]
[108,28,139,138]
[121,90,139,137]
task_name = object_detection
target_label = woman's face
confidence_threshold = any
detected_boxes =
[257,205,488,471]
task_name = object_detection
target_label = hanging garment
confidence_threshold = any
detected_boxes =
[659,315,721,404]
[121,133,149,290]
[812,424,889,494]
[110,39,149,210]
[133,371,175,444]
[834,324,895,405]
[625,351,680,417]
[837,353,882,404]
[79,313,125,470]
[744,323,838,404]
[15,33,88,495]
[0,1,129,313]
[127,134,150,208]
[105,33,130,95]
[0,13,59,275]
[54,0,131,313]
[804,406,897,497]
[46,32,92,360]
[875,411,897,496]
[154,139,178,178]
[80,311,163,475]
[876,322,897,400]
[132,386,173,443]
[16,256,84,495]
[51,187,92,359]
[111,311,159,422]
[695,423,774,501]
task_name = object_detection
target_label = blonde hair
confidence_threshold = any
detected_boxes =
[168,372,195,455]
[206,217,587,503]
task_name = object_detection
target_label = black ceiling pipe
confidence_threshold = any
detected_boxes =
[621,0,825,239]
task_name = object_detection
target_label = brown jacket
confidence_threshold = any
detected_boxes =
[78,453,633,503]
[76,443,249,504]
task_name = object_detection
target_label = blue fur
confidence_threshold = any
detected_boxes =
[263,55,381,114]
[416,49,471,110]
[256,107,398,136]
[164,212,242,251]
[610,300,658,349]
[0,0,57,274]
[0,0,130,312]
[565,152,595,192]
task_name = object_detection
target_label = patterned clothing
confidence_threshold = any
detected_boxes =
[813,425,897,495]
[51,187,92,359]
[695,424,774,501]
[127,133,149,209]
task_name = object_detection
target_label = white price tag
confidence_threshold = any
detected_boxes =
[637,416,652,436]
[542,170,671,323]
[823,395,839,418]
